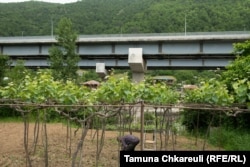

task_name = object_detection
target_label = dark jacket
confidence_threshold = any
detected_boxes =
[120,135,140,147]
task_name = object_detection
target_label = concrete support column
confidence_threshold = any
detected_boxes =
[132,72,145,83]
[96,63,107,79]
[128,48,146,83]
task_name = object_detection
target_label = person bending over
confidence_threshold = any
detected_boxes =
[117,135,140,151]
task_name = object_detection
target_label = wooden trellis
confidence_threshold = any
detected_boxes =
[0,99,249,167]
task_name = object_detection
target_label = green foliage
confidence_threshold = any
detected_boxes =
[0,70,91,105]
[0,0,250,36]
[0,115,23,122]
[0,106,21,118]
[209,127,250,150]
[135,81,179,105]
[184,78,234,106]
[94,74,136,104]
[49,17,80,82]
[0,51,249,135]
[182,39,250,132]
[95,74,180,105]
[0,69,93,121]
[1,69,180,107]
[233,40,250,57]
[232,79,250,104]
[221,56,250,89]
[79,70,100,83]
[147,70,217,85]
[5,60,30,84]
[181,110,214,133]
[221,41,250,107]
[0,54,10,86]
[234,113,250,129]
[182,79,234,132]
[144,112,155,122]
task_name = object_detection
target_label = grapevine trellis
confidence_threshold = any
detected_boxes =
[0,70,249,166]
[1,32,249,167]
[0,100,249,167]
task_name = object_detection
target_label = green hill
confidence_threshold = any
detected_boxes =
[0,0,249,36]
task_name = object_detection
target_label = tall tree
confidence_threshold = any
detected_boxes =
[0,54,10,86]
[221,40,250,108]
[49,17,80,82]
[222,40,250,89]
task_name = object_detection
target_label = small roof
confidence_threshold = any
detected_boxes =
[83,80,100,86]
[152,76,177,81]
[183,84,198,89]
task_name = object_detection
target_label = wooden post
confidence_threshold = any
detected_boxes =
[140,101,144,151]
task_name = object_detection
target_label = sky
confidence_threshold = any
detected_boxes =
[0,0,78,4]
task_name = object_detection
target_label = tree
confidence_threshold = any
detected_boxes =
[221,40,250,106]
[6,60,30,84]
[0,54,10,86]
[233,40,250,57]
[49,17,80,82]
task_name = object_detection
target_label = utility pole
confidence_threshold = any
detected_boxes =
[185,14,187,36]
[120,26,123,37]
[51,18,54,38]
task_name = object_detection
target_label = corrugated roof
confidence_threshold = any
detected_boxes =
[152,76,176,81]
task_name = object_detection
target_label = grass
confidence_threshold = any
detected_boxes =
[0,117,23,123]
[208,127,250,150]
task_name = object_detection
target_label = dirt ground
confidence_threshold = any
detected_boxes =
[0,122,221,167]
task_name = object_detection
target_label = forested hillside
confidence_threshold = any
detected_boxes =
[0,0,249,36]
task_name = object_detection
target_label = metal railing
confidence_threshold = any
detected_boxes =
[0,31,250,40]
